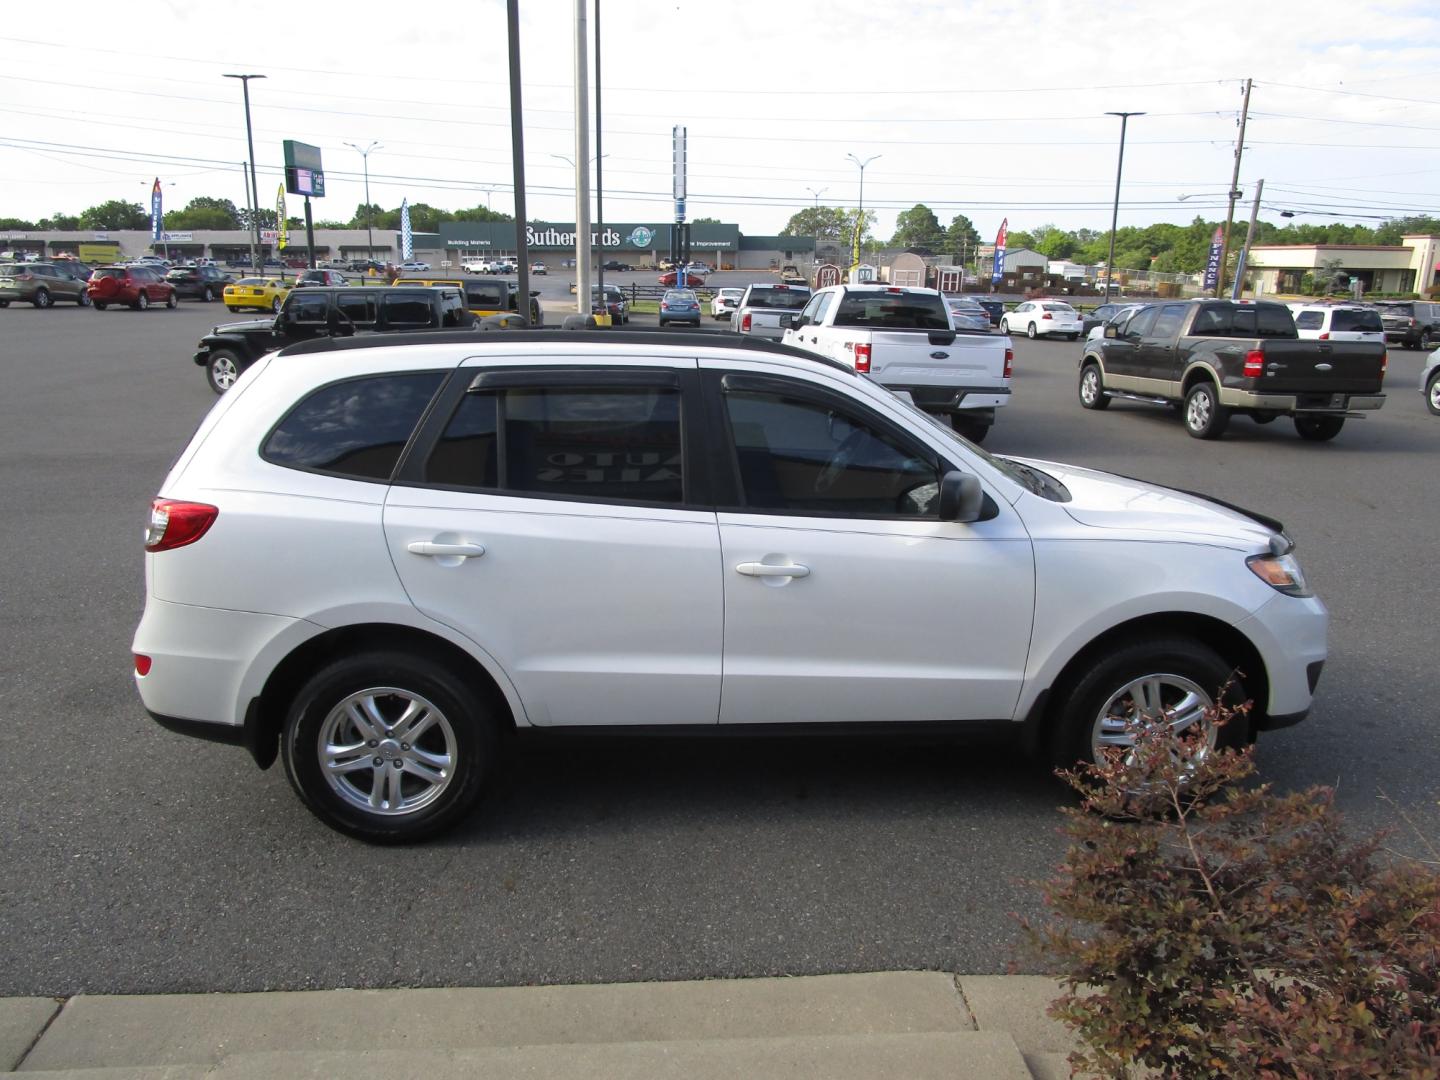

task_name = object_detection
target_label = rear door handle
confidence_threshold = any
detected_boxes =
[736,561,810,578]
[407,541,487,559]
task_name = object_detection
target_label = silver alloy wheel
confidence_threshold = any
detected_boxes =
[1090,672,1217,764]
[1429,373,1440,414]
[1186,389,1212,431]
[1080,367,1100,405]
[137,292,149,310]
[209,354,239,391]
[317,687,457,817]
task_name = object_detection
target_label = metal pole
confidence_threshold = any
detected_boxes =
[345,142,380,261]
[573,0,592,319]
[1216,77,1252,297]
[224,74,267,274]
[845,154,879,270]
[303,196,316,269]
[1230,178,1264,300]
[240,160,257,271]
[1103,111,1143,299]
[594,0,604,311]
[508,0,531,324]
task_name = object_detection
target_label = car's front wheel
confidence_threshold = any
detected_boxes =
[999,318,1010,334]
[1078,363,1110,410]
[272,297,283,313]
[280,651,498,843]
[1026,322,1038,339]
[33,287,51,309]
[202,286,214,302]
[93,301,107,310]
[165,291,178,309]
[135,292,149,311]
[205,349,243,394]
[76,290,91,307]
[951,416,989,443]
[1427,371,1440,416]
[1183,381,1228,439]
[1054,636,1248,771]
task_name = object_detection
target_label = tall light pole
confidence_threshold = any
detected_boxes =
[845,153,879,269]
[344,140,381,261]
[223,74,266,273]
[1103,111,1144,298]
[805,185,827,207]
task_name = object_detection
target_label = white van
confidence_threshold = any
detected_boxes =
[1287,303,1385,344]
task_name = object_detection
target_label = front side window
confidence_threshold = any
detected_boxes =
[288,293,330,324]
[425,386,684,505]
[335,292,377,326]
[1124,306,1159,339]
[263,373,445,480]
[723,390,938,517]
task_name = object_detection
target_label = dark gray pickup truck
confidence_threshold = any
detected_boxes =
[1078,299,1386,441]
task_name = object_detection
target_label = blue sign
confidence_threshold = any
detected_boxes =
[674,198,686,223]
[1202,227,1224,292]
[150,178,163,242]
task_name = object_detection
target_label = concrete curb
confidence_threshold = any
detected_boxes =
[3,973,1078,1079]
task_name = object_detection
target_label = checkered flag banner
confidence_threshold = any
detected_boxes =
[400,199,413,260]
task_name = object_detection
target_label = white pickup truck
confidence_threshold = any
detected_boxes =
[780,284,1013,442]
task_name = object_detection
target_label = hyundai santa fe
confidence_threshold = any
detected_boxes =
[133,331,1327,842]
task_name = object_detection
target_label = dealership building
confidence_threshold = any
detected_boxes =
[2,221,817,272]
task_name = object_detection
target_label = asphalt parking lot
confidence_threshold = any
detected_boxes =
[1,298,1436,997]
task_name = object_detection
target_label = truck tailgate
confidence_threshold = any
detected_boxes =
[869,331,1006,387]
[1248,340,1386,395]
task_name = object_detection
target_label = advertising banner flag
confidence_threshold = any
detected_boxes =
[991,218,1008,283]
[276,185,288,251]
[1203,226,1224,291]
[150,178,163,242]
[401,199,413,260]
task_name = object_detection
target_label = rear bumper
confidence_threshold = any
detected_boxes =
[887,384,1012,414]
[1219,388,1385,415]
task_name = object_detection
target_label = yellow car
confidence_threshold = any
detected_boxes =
[392,275,542,326]
[223,277,291,314]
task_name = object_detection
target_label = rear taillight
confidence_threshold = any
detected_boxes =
[15,272,33,281]
[1041,312,1053,320]
[134,654,152,676]
[741,312,752,332]
[1003,348,1014,379]
[854,342,872,373]
[1318,332,1330,340]
[1242,349,1265,378]
[145,498,218,552]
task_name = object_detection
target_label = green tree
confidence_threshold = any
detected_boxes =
[944,214,981,261]
[691,216,721,225]
[451,204,513,224]
[780,205,851,241]
[1032,223,1075,260]
[167,196,242,231]
[37,212,80,230]
[890,203,942,249]
[0,216,35,229]
[78,200,149,230]
[1006,229,1035,251]
[237,207,277,231]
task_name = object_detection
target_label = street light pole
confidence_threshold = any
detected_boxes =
[344,141,381,261]
[845,153,879,271]
[223,74,266,274]
[805,186,827,207]
[1103,111,1144,298]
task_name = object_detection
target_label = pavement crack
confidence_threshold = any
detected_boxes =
[10,995,68,1071]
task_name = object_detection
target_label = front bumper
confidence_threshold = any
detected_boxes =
[1236,591,1328,726]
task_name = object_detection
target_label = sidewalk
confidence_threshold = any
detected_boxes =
[1,972,1078,1079]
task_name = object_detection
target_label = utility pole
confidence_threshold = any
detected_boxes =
[573,0,592,320]
[344,141,381,261]
[508,0,530,321]
[1230,178,1265,300]
[594,0,604,310]
[223,74,266,273]
[1215,77,1252,297]
[239,161,257,271]
[1104,111,1144,299]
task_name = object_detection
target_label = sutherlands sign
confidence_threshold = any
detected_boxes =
[440,221,737,252]
[526,225,630,249]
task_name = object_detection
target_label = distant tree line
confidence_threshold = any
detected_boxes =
[0,198,514,235]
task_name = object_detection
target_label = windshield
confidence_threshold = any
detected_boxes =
[834,290,950,330]
[92,267,128,279]
[744,287,810,310]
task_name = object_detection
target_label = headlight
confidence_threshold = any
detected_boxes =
[1246,551,1311,597]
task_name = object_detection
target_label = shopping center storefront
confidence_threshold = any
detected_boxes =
[434,221,742,268]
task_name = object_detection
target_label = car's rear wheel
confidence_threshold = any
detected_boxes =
[135,292,149,311]
[281,651,498,843]
[33,288,51,309]
[1054,636,1248,771]
[93,301,107,310]
[205,349,243,395]
[1293,415,1345,441]
[1427,371,1440,416]
[76,290,91,307]
[202,286,214,302]
[951,416,989,443]
[272,297,283,313]
[1079,364,1110,409]
[1067,332,1079,341]
[1026,322,1038,339]
[1183,381,1228,439]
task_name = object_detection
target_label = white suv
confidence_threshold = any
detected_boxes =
[1286,303,1385,344]
[133,332,1328,842]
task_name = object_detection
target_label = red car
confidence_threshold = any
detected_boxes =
[87,266,177,311]
[657,269,707,287]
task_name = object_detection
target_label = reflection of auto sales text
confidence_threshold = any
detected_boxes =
[536,450,681,485]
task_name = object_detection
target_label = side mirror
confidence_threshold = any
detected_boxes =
[529,290,541,297]
[1103,324,1117,339]
[779,314,796,329]
[938,470,984,523]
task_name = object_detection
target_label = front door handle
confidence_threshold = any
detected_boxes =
[407,540,487,559]
[736,561,810,579]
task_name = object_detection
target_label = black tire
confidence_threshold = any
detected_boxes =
[999,318,1010,334]
[1403,340,1419,351]
[33,287,51,309]
[135,292,149,311]
[165,291,178,309]
[77,290,91,307]
[1250,411,1278,425]
[1293,415,1345,441]
[205,349,244,395]
[1067,332,1079,342]
[202,286,214,302]
[93,301,107,310]
[280,650,498,843]
[1183,381,1229,439]
[1052,636,1248,771]
[272,296,283,313]
[1026,322,1038,339]
[951,417,989,443]
[1426,371,1440,416]
[1078,363,1110,410]
[0,300,8,308]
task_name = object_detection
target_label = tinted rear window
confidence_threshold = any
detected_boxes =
[262,373,445,481]
[834,291,950,330]
[465,283,507,308]
[92,268,127,280]
[1190,303,1296,339]
[745,287,810,310]
[1332,309,1382,333]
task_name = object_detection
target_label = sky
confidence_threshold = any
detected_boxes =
[3,0,1439,243]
